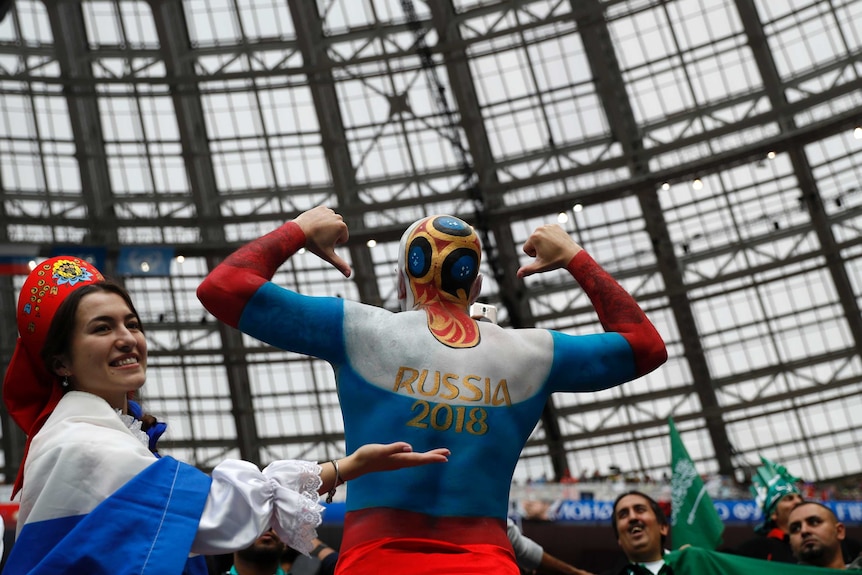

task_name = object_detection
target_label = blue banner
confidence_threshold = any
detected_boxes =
[117,246,174,276]
[320,499,862,526]
[546,499,862,525]
[49,246,107,272]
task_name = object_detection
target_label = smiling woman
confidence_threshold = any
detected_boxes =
[1,256,450,574]
[43,284,148,410]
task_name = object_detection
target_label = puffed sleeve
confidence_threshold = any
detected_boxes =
[190,459,324,555]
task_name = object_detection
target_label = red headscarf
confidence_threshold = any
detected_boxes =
[3,256,105,497]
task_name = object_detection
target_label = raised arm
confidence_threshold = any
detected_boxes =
[518,224,667,377]
[197,206,350,328]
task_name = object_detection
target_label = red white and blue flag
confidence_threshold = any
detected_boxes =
[0,245,38,276]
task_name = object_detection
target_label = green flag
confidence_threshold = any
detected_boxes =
[668,417,724,549]
[666,546,849,574]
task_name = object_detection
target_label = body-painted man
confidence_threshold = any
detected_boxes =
[198,206,667,575]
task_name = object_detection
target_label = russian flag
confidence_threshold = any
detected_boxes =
[0,245,38,276]
[4,456,211,574]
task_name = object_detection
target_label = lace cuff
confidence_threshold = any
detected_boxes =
[263,460,324,555]
[115,410,150,449]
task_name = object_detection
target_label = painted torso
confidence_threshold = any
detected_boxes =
[240,283,635,519]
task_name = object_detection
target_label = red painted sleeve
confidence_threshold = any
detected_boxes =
[197,221,306,328]
[566,250,667,376]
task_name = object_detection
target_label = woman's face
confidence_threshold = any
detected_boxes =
[59,291,147,410]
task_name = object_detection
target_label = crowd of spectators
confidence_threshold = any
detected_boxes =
[511,469,862,503]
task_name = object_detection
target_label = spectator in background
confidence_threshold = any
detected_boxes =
[602,491,672,575]
[729,457,862,565]
[602,491,673,575]
[788,501,862,570]
[729,457,803,562]
[224,529,286,575]
[731,491,803,562]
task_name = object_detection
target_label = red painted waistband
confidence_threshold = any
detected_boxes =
[340,508,510,553]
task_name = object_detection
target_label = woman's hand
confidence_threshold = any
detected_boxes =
[337,442,450,482]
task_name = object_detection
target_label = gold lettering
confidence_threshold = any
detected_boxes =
[492,379,512,406]
[394,366,514,408]
[441,373,460,400]
[404,401,488,435]
[406,400,429,428]
[394,366,419,394]
[462,375,483,402]
[466,407,489,434]
[430,403,453,430]
[418,370,440,396]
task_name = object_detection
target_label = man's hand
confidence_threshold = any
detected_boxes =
[517,224,582,278]
[293,205,352,277]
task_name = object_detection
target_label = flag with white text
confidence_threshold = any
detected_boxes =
[669,417,724,549]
